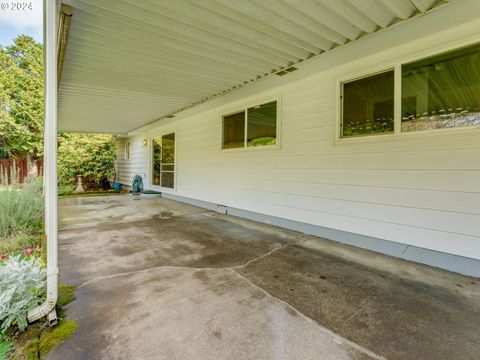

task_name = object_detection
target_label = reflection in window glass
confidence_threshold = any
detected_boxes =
[342,71,394,138]
[161,133,175,164]
[151,133,175,188]
[247,101,277,147]
[402,44,480,132]
[152,139,161,186]
[223,111,245,149]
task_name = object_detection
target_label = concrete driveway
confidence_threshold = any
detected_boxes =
[48,195,480,360]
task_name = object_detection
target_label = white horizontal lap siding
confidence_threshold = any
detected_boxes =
[116,134,147,186]
[137,23,480,260]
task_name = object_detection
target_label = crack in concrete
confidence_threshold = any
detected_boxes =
[400,245,409,257]
[77,264,385,360]
[77,239,303,288]
[74,240,386,360]
[231,240,303,269]
[77,265,217,288]
[229,268,387,360]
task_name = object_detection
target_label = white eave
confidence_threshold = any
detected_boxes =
[59,0,454,134]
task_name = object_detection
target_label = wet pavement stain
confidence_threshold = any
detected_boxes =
[238,243,480,360]
[58,213,297,286]
[54,195,480,360]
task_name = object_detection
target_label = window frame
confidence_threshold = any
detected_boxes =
[220,96,281,152]
[339,67,396,140]
[221,109,246,150]
[149,129,177,192]
[335,38,480,144]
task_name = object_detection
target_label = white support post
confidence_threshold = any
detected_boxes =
[28,0,58,325]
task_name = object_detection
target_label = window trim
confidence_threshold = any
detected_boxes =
[149,129,177,192]
[339,67,396,140]
[221,109,246,150]
[220,96,281,152]
[335,37,480,144]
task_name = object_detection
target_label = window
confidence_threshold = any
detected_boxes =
[223,111,245,149]
[402,43,480,132]
[247,101,277,147]
[152,132,175,189]
[222,100,277,149]
[339,42,480,139]
[125,141,131,160]
[341,70,394,138]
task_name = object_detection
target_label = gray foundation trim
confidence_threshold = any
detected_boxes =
[162,193,480,278]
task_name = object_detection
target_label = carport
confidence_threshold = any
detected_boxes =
[37,0,480,358]
[48,195,479,359]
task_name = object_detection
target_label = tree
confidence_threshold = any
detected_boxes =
[0,35,44,159]
[57,133,117,186]
[1,35,118,186]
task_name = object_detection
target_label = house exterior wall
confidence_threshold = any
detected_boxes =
[115,133,148,188]
[116,20,480,264]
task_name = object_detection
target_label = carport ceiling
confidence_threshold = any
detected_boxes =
[59,0,448,133]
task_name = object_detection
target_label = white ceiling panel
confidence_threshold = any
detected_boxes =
[59,0,450,133]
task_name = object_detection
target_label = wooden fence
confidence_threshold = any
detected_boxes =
[0,159,44,184]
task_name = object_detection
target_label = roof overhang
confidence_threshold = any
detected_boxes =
[59,0,476,134]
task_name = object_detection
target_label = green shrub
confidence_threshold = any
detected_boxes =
[57,133,117,186]
[57,184,74,196]
[248,137,276,147]
[0,256,46,333]
[0,177,43,241]
[0,234,38,255]
[0,334,13,360]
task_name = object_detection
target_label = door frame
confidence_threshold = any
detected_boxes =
[149,129,177,192]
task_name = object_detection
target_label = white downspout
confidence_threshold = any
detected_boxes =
[28,0,58,325]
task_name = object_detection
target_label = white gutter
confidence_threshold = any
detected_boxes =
[28,0,58,325]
